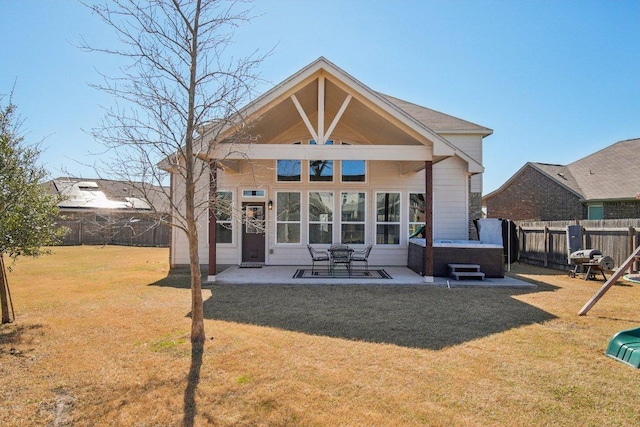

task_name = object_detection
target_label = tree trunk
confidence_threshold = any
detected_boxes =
[0,254,12,324]
[188,232,205,344]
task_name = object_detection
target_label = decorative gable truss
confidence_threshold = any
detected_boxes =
[201,57,483,176]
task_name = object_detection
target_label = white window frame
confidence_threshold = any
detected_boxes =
[308,190,334,244]
[308,160,334,183]
[339,141,366,184]
[214,190,234,245]
[275,191,302,245]
[340,160,367,183]
[275,159,302,183]
[340,191,366,245]
[241,189,266,198]
[588,204,604,220]
[408,192,426,238]
[375,191,401,245]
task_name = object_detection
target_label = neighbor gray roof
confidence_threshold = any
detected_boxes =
[566,138,640,200]
[530,163,583,198]
[487,138,640,201]
[380,94,493,135]
[46,177,169,211]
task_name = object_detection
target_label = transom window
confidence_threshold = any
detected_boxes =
[376,192,401,244]
[309,160,333,182]
[277,160,301,182]
[242,189,265,197]
[342,160,366,182]
[309,140,333,182]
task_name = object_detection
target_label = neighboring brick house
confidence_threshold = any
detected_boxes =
[483,138,640,221]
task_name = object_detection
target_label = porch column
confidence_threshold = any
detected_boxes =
[424,160,434,282]
[207,160,217,282]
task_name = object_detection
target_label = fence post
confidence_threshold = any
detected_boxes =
[633,227,639,273]
[544,226,549,267]
[518,224,523,261]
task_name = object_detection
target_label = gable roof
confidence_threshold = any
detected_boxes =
[567,138,640,200]
[379,94,493,135]
[206,57,490,173]
[529,163,583,198]
[484,138,640,201]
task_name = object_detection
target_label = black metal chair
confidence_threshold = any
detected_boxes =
[329,244,353,276]
[307,245,330,274]
[350,245,373,271]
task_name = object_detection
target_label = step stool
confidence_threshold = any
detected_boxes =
[448,263,485,281]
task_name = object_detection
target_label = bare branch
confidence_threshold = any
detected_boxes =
[81,0,268,345]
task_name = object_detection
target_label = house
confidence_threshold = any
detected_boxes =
[46,177,170,246]
[483,138,640,221]
[167,57,493,281]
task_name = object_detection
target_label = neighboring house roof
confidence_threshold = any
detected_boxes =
[529,163,583,198]
[485,138,640,202]
[46,177,168,211]
[567,138,640,201]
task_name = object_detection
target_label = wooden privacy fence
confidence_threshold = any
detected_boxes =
[517,219,640,272]
[57,219,170,247]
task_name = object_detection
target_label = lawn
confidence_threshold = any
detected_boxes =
[1,246,639,426]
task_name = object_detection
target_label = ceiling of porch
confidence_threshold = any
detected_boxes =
[238,77,425,147]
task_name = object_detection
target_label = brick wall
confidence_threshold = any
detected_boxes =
[485,166,585,221]
[469,185,482,239]
[603,201,640,219]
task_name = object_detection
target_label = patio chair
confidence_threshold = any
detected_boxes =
[307,245,330,274]
[350,245,373,271]
[329,244,353,276]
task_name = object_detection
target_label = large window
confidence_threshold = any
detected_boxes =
[409,193,426,237]
[376,192,401,244]
[277,160,301,182]
[275,192,301,244]
[341,192,366,244]
[309,192,333,244]
[215,191,233,244]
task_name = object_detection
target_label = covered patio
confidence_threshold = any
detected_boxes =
[167,58,493,283]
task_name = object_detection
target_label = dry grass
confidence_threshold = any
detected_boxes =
[1,246,640,426]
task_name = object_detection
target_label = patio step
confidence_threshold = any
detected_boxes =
[448,263,485,281]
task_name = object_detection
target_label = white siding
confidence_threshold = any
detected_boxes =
[171,155,471,267]
[433,157,469,240]
[169,160,212,267]
[441,134,484,194]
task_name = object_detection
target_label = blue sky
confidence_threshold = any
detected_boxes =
[1,0,638,194]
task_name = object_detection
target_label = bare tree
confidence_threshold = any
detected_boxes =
[82,0,266,345]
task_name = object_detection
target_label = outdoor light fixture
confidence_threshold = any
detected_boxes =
[268,200,273,210]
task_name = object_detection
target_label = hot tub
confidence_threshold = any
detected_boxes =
[408,238,505,278]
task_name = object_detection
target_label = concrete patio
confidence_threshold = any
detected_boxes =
[209,265,536,288]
